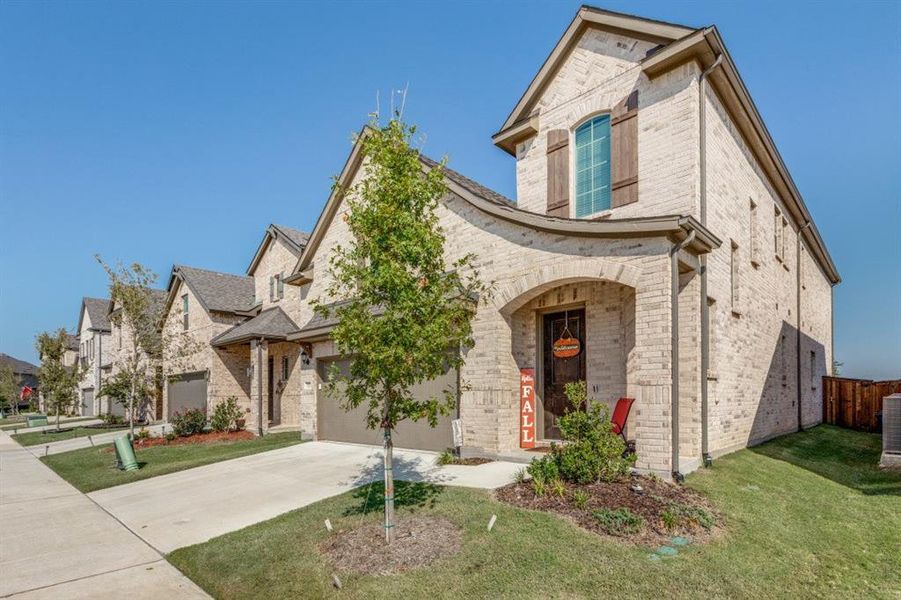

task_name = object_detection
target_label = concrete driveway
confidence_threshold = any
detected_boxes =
[0,431,207,599]
[90,441,522,553]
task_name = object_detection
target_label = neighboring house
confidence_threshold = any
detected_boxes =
[37,334,79,413]
[278,6,838,478]
[161,225,310,428]
[0,353,39,410]
[107,289,167,420]
[76,297,113,416]
[160,265,257,421]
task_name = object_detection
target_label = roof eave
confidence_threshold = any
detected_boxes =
[642,27,840,284]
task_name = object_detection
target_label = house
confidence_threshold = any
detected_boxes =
[160,224,309,427]
[76,297,113,416]
[107,289,167,420]
[278,6,838,478]
[36,334,79,413]
[0,353,39,410]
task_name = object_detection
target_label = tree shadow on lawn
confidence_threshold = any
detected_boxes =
[342,454,445,517]
[749,425,900,496]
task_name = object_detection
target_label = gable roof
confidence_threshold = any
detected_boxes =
[165,265,257,316]
[490,5,839,285]
[65,333,79,351]
[493,5,696,149]
[77,297,111,333]
[108,288,167,319]
[285,126,720,284]
[210,306,299,347]
[246,223,311,275]
[0,353,38,376]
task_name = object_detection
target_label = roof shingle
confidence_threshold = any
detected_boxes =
[211,307,299,346]
[176,266,256,314]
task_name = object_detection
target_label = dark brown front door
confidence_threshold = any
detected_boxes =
[267,357,274,424]
[542,308,586,439]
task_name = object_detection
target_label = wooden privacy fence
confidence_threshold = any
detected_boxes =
[822,377,901,432]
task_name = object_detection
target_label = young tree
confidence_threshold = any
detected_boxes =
[0,363,19,415]
[96,259,198,439]
[314,117,490,543]
[36,329,83,430]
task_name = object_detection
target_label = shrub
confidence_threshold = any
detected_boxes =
[548,381,635,484]
[171,409,206,437]
[550,478,566,499]
[572,489,590,510]
[527,454,559,484]
[437,450,455,466]
[513,468,528,484]
[102,412,125,426]
[165,431,177,442]
[135,427,151,440]
[531,478,546,497]
[592,507,645,536]
[210,397,242,432]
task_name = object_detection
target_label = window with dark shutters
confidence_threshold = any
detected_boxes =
[546,129,570,217]
[610,90,639,208]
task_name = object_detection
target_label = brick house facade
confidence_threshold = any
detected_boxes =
[280,6,839,478]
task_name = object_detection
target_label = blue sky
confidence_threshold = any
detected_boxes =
[1,1,899,378]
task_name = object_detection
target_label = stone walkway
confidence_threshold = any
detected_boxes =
[0,431,207,599]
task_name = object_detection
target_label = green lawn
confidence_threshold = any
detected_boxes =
[1,416,99,431]
[12,425,127,446]
[168,425,900,599]
[41,432,305,493]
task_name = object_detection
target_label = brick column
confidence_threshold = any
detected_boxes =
[250,339,269,435]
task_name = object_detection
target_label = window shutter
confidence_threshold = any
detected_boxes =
[611,90,639,208]
[546,129,570,217]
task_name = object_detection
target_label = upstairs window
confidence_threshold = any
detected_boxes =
[182,294,189,331]
[574,115,611,217]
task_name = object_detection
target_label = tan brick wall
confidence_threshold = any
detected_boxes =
[252,236,304,323]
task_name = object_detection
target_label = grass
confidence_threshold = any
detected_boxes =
[167,425,900,599]
[1,416,97,431]
[41,432,305,493]
[12,425,127,446]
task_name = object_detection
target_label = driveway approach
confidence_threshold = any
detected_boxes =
[0,431,207,599]
[89,441,522,553]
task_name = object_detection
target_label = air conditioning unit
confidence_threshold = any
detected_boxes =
[880,393,901,469]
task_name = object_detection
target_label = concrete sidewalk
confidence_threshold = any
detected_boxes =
[1,418,101,434]
[90,440,522,553]
[0,431,207,599]
[23,423,169,457]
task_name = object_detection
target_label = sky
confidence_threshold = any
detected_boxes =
[1,0,899,379]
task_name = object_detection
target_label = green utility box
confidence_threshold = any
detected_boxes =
[114,435,139,471]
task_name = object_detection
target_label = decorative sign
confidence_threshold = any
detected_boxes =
[552,336,581,359]
[520,368,536,448]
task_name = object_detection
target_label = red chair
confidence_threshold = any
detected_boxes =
[611,397,635,443]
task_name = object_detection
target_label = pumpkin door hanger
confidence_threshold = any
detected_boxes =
[552,311,581,359]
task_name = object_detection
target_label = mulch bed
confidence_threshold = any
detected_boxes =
[319,516,462,576]
[102,430,254,452]
[448,457,494,466]
[495,474,720,546]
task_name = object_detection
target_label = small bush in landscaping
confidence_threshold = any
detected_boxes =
[526,382,635,486]
[527,454,559,484]
[165,432,177,442]
[135,427,151,440]
[437,450,455,466]
[550,478,566,499]
[572,489,590,510]
[532,478,546,497]
[172,409,206,437]
[513,468,527,484]
[592,507,645,536]
[660,501,715,531]
[210,397,242,433]
[101,413,125,426]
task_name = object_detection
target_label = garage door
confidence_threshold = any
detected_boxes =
[81,389,94,417]
[317,359,456,452]
[167,372,208,419]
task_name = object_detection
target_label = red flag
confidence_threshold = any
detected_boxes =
[20,386,33,400]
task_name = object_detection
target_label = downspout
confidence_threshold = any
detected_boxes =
[256,338,264,437]
[97,332,103,415]
[796,222,812,431]
[671,230,696,483]
[698,53,723,467]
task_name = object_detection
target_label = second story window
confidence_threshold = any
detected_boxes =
[182,294,189,331]
[574,115,611,217]
[270,273,285,301]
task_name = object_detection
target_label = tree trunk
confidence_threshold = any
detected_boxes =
[383,425,396,544]
[129,378,136,440]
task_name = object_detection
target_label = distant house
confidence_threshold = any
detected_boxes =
[0,353,39,409]
[76,297,112,416]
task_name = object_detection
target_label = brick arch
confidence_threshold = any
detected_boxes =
[494,258,641,316]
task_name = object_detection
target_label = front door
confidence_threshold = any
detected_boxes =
[267,357,274,424]
[542,308,586,439]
